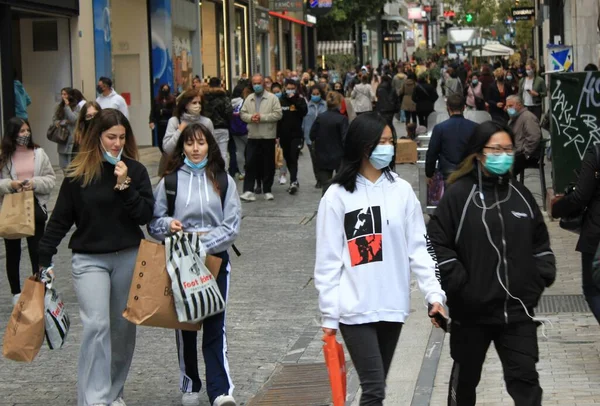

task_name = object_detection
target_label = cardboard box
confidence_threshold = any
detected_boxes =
[395,139,418,164]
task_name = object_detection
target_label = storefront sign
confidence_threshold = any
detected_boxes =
[271,0,304,12]
[383,33,403,43]
[511,7,535,21]
[306,0,332,16]
[256,10,270,32]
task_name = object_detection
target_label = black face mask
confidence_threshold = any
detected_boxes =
[303,79,309,84]
[161,89,169,95]
[96,85,104,94]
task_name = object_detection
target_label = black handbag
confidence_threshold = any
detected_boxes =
[559,184,584,234]
[559,144,600,234]
[46,123,69,144]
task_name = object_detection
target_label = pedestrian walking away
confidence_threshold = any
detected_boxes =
[38,108,155,406]
[229,81,251,180]
[277,79,308,195]
[412,73,438,128]
[0,117,56,305]
[149,123,241,406]
[203,77,234,170]
[95,77,130,118]
[149,83,176,175]
[239,74,282,202]
[314,112,446,406]
[303,85,327,188]
[309,91,348,195]
[551,142,600,324]
[52,87,86,171]
[399,72,418,125]
[72,101,101,156]
[427,120,556,406]
[162,88,215,155]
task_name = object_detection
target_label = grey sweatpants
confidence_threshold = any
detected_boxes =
[233,135,248,173]
[214,128,230,170]
[71,247,138,406]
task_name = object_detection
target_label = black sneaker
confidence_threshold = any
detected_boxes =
[288,181,299,195]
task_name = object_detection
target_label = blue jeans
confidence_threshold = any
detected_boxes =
[581,252,600,324]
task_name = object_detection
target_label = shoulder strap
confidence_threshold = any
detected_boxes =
[216,170,228,209]
[164,171,178,217]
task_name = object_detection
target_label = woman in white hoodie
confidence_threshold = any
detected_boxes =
[314,112,446,405]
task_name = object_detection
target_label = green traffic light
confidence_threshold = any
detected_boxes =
[466,13,473,22]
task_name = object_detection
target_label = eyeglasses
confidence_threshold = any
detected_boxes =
[484,145,514,155]
[85,114,96,120]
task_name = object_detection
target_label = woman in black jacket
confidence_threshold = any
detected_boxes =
[428,121,555,406]
[486,68,514,125]
[552,144,600,323]
[375,74,398,131]
[412,73,438,128]
[309,91,349,195]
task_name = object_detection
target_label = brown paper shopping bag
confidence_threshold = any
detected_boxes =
[275,143,284,169]
[3,276,46,362]
[123,239,222,331]
[0,190,35,239]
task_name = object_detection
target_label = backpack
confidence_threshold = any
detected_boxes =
[164,170,241,256]
[230,103,247,135]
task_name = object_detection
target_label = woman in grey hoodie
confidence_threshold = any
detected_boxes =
[52,87,85,171]
[162,88,215,155]
[149,123,241,406]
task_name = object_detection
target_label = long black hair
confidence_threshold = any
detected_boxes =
[162,123,226,192]
[332,112,395,192]
[0,117,37,169]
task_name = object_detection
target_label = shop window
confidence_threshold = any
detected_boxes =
[32,20,58,52]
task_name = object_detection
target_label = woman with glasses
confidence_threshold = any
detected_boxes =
[427,121,556,406]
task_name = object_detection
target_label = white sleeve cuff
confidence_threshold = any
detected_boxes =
[427,293,446,307]
[322,317,340,330]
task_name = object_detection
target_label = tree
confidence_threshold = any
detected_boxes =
[445,0,497,28]
[317,0,390,40]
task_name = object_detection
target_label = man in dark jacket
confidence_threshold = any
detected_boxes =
[506,94,542,177]
[376,75,399,134]
[203,77,233,169]
[425,94,477,182]
[412,73,438,127]
[278,79,308,194]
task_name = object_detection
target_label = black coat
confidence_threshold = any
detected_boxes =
[375,83,398,114]
[486,82,515,123]
[412,82,438,113]
[309,109,349,171]
[552,145,600,253]
[425,115,478,179]
[427,170,556,324]
[278,94,308,140]
[203,88,233,129]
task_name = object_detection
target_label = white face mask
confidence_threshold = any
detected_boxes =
[187,103,201,115]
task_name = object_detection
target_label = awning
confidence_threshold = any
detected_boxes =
[463,37,489,48]
[317,41,355,56]
[471,43,515,56]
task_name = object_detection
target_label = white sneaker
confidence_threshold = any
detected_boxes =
[240,191,256,202]
[12,293,21,306]
[264,193,274,201]
[181,392,201,406]
[111,398,127,406]
[213,394,237,406]
[279,175,287,185]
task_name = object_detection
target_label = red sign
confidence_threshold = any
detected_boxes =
[122,92,131,106]
[424,5,432,12]
[443,10,456,17]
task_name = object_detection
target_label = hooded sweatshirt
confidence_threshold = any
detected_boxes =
[96,89,129,118]
[14,80,32,119]
[230,97,248,135]
[314,172,446,329]
[148,166,241,254]
[162,115,214,155]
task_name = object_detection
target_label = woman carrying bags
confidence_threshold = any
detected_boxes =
[149,123,241,406]
[38,109,155,406]
[0,117,55,305]
[163,88,214,155]
[314,112,446,406]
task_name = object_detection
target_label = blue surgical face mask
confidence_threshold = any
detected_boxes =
[369,145,395,170]
[472,79,479,85]
[101,142,123,165]
[506,75,513,81]
[507,107,517,117]
[184,156,208,170]
[253,84,264,94]
[274,92,282,99]
[311,95,322,103]
[286,89,296,96]
[484,153,514,175]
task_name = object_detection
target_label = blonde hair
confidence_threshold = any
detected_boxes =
[326,91,342,109]
[493,67,505,79]
[526,59,537,72]
[67,109,139,187]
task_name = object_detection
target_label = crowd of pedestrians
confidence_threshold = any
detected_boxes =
[2,54,599,406]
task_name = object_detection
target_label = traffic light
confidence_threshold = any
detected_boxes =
[465,13,473,23]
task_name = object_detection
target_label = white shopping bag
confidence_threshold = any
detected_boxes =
[40,268,70,349]
[165,232,226,323]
